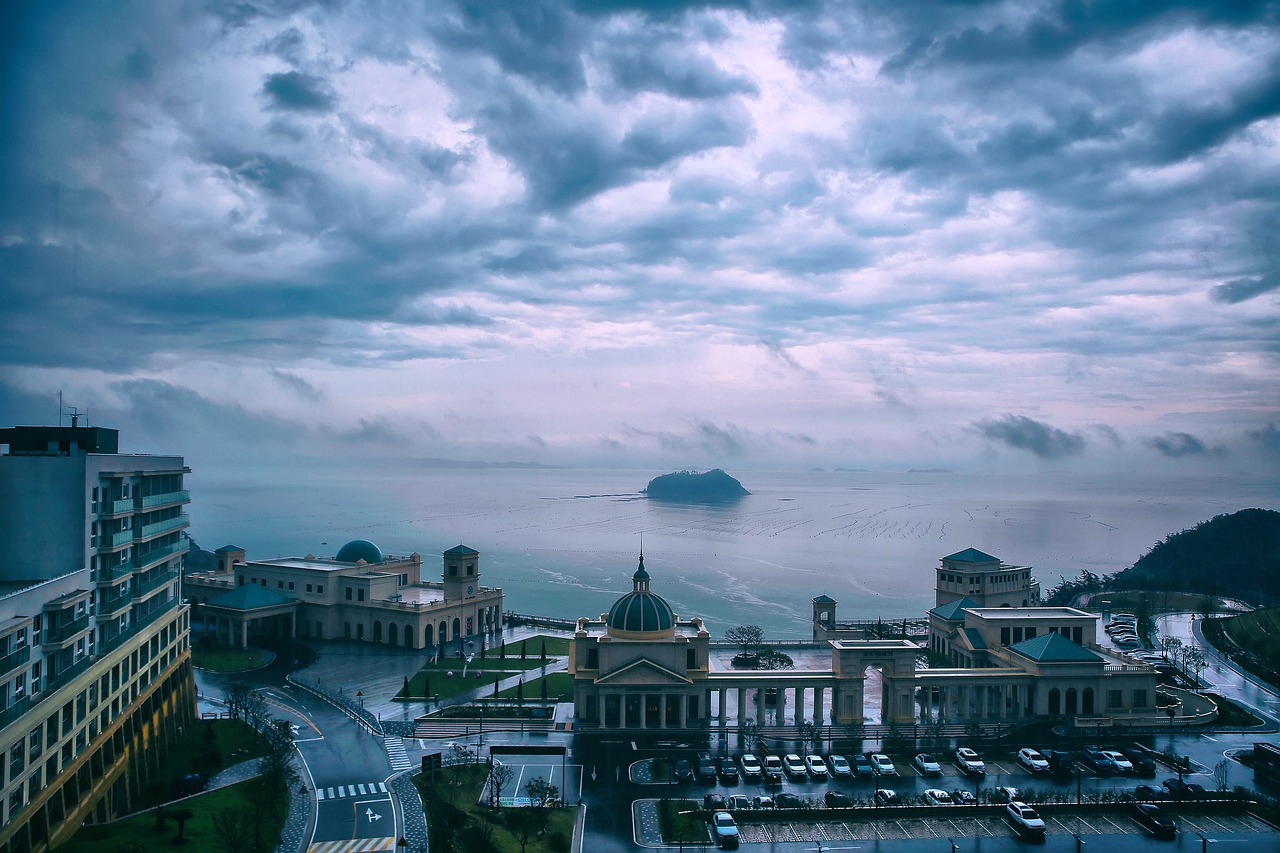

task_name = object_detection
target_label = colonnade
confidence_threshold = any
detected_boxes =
[915,678,1031,722]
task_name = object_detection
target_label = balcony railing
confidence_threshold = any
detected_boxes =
[0,645,31,678]
[132,570,177,600]
[97,592,132,617]
[42,615,89,647]
[141,490,189,509]
[133,539,189,570]
[109,529,134,548]
[137,514,189,540]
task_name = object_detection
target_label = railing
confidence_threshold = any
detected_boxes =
[137,514,189,539]
[97,593,132,617]
[109,530,134,548]
[96,561,133,583]
[132,540,189,570]
[288,675,384,737]
[0,645,31,678]
[96,497,134,516]
[42,615,89,646]
[504,612,577,631]
[141,490,189,508]
[132,570,177,600]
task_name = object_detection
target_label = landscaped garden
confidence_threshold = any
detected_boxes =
[395,634,568,702]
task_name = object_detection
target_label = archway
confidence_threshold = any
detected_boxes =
[373,621,383,642]
[404,624,414,648]
[439,620,448,643]
[1082,687,1095,714]
[1065,687,1078,714]
[452,617,461,640]
[424,624,434,648]
[388,623,398,646]
[1048,688,1061,715]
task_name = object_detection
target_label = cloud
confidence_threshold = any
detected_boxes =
[261,71,337,112]
[1143,431,1225,458]
[1247,423,1280,457]
[974,415,1086,460]
[1210,276,1280,304]
[270,369,325,402]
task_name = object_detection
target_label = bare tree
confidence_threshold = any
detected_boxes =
[508,777,559,852]
[1162,636,1183,662]
[1183,647,1207,688]
[487,760,514,809]
[725,626,764,656]
[447,742,475,800]
[211,808,255,853]
[1215,758,1231,791]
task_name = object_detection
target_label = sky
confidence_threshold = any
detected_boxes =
[2,0,1278,475]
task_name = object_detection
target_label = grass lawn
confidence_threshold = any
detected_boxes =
[658,798,709,845]
[134,718,272,812]
[494,672,573,702]
[414,765,575,853]
[496,635,570,658]
[57,779,285,853]
[191,642,272,672]
[397,655,560,702]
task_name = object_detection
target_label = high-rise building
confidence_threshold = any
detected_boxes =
[0,425,195,853]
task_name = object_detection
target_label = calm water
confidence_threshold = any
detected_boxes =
[187,465,1276,637]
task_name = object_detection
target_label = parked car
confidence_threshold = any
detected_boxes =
[674,758,694,782]
[923,789,953,805]
[1045,750,1076,777]
[828,754,853,778]
[704,793,727,810]
[1103,750,1135,774]
[718,757,740,784]
[824,791,853,808]
[775,793,804,809]
[739,754,763,782]
[697,753,718,781]
[783,754,808,780]
[727,794,751,811]
[955,747,986,777]
[1081,748,1116,774]
[870,753,898,775]
[913,753,942,776]
[752,795,775,810]
[763,754,784,781]
[1006,801,1046,836]
[992,785,1020,804]
[712,811,740,849]
[873,789,901,806]
[1018,748,1050,773]
[1122,749,1157,777]
[1134,784,1164,800]
[852,754,875,777]
[951,789,978,805]
[1163,778,1207,798]
[1132,802,1177,838]
[805,755,829,780]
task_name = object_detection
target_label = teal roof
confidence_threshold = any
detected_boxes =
[961,627,987,650]
[207,584,294,611]
[443,545,479,557]
[1008,632,1101,663]
[215,544,245,553]
[608,555,674,634]
[336,539,383,564]
[930,597,977,620]
[812,594,836,604]
[943,548,1000,563]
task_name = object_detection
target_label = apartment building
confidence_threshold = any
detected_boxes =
[0,425,194,853]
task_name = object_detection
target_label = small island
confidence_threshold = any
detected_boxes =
[642,469,750,502]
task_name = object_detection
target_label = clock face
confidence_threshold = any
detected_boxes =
[467,585,474,595]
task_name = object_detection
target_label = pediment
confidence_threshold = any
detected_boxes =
[596,657,691,686]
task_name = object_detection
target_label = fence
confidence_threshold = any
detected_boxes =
[287,674,385,736]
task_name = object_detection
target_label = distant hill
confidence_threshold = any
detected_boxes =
[642,469,750,502]
[1108,508,1280,603]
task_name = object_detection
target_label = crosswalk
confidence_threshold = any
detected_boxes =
[385,736,412,772]
[315,781,388,801]
[306,839,395,853]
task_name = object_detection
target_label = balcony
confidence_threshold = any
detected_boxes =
[97,592,132,618]
[41,615,89,648]
[108,529,134,548]
[132,570,177,600]
[136,514,189,541]
[0,644,31,679]
[132,539,189,571]
[97,497,135,517]
[140,489,189,509]
[96,561,134,584]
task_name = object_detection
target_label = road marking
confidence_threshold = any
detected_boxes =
[306,838,395,852]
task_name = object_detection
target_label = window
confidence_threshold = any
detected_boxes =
[346,588,353,601]
[10,742,25,778]
[1000,627,1010,646]
[288,582,294,590]
[1133,689,1148,708]
[238,575,246,586]
[317,585,323,594]
[357,590,365,602]
[1107,690,1123,709]
[467,563,475,576]
[687,649,696,669]
[28,728,41,760]
[587,649,598,669]
[306,584,312,593]
[9,785,23,816]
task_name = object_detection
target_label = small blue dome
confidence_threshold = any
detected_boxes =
[336,539,383,564]
[607,554,674,635]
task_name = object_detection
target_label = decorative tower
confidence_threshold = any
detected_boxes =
[442,544,479,601]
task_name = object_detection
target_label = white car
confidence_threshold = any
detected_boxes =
[923,788,953,805]
[763,755,784,780]
[1103,750,1135,773]
[804,754,829,780]
[828,754,852,778]
[913,753,942,776]
[955,747,986,776]
[728,794,751,810]
[783,753,808,779]
[739,754,763,781]
[712,811,740,848]
[1018,748,1050,773]
[1006,801,1046,835]
[752,795,775,810]
[870,753,898,776]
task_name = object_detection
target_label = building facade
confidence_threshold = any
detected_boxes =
[0,426,194,853]
[184,542,503,650]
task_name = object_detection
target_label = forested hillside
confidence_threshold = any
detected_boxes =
[1107,508,1280,603]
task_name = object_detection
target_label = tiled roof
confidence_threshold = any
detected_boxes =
[443,545,479,556]
[812,594,836,604]
[943,548,1000,563]
[929,597,977,621]
[1008,632,1101,663]
[207,584,295,611]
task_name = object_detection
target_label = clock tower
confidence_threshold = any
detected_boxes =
[442,544,480,601]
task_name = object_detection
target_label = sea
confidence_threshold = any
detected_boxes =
[186,464,1276,638]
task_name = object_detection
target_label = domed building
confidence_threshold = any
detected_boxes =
[569,553,711,729]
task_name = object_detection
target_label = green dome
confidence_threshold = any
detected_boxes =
[336,539,383,564]
[607,555,674,635]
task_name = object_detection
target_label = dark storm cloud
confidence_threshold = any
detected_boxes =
[262,71,337,111]
[604,36,758,99]
[1143,431,1225,458]
[974,415,1086,460]
[1210,276,1280,305]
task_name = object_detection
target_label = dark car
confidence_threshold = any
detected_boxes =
[1135,784,1164,800]
[951,789,978,805]
[1162,778,1206,798]
[697,753,718,782]
[718,757,740,784]
[1045,750,1076,777]
[1081,748,1115,774]
[775,793,805,809]
[704,793,728,810]
[1132,802,1177,838]
[851,754,875,777]
[172,773,209,797]
[1122,749,1157,777]
[824,791,853,808]
[673,758,694,782]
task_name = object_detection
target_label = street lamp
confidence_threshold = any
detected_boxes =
[1196,832,1216,853]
